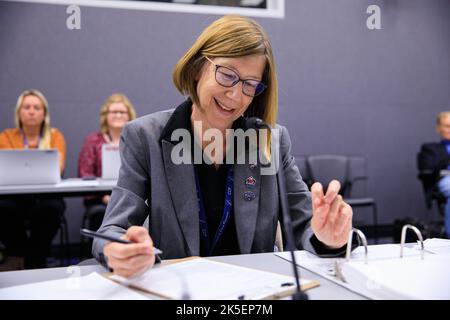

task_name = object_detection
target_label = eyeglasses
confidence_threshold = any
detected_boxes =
[204,56,267,97]
[108,110,128,116]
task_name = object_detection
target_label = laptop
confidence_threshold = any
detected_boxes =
[101,144,121,180]
[0,149,61,185]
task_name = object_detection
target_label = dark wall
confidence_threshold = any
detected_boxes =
[0,0,449,243]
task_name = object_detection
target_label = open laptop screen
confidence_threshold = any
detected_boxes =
[101,144,120,180]
[0,149,60,185]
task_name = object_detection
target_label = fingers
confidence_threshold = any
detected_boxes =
[313,194,342,236]
[104,242,152,260]
[328,194,342,226]
[324,180,341,204]
[311,185,329,232]
[107,252,155,273]
[311,180,341,208]
[103,227,157,277]
[125,226,152,244]
[334,202,353,237]
[311,182,324,211]
[312,193,354,248]
[111,255,156,278]
[104,242,156,278]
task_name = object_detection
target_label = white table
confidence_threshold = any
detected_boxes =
[0,178,117,197]
[0,252,366,300]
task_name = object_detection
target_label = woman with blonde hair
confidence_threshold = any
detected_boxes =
[78,94,136,236]
[93,15,354,278]
[0,89,66,269]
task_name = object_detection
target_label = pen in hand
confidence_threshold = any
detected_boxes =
[80,228,163,255]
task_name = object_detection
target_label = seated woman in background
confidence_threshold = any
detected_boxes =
[0,89,66,270]
[78,93,136,232]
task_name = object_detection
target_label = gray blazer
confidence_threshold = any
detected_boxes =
[92,101,329,265]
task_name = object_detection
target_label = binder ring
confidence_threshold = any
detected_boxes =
[400,224,424,260]
[345,228,368,264]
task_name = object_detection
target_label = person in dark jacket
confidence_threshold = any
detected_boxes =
[418,111,450,238]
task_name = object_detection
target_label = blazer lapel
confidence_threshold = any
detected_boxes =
[233,161,261,254]
[161,140,199,256]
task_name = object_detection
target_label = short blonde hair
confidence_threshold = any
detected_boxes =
[436,111,450,125]
[99,93,137,134]
[172,15,278,129]
[15,89,52,149]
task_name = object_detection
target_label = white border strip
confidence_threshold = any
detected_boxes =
[2,0,285,18]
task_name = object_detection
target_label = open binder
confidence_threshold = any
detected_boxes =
[276,225,450,300]
[335,225,450,299]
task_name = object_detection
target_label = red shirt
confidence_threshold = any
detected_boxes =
[78,132,108,178]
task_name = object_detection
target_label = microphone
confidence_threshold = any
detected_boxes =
[243,117,308,300]
[242,117,269,130]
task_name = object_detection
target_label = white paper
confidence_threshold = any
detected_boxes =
[111,258,312,300]
[341,255,450,299]
[422,238,450,255]
[0,272,149,300]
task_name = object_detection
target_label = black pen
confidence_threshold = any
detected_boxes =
[80,228,163,255]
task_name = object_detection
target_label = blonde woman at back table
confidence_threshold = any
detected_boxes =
[0,89,66,270]
[78,94,136,233]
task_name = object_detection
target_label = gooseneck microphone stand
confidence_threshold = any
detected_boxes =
[275,153,309,300]
[245,117,308,300]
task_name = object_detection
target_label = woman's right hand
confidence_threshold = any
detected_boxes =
[103,226,156,277]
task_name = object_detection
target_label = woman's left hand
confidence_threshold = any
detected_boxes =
[102,195,111,205]
[310,180,353,249]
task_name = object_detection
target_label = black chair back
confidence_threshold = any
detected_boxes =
[416,151,446,216]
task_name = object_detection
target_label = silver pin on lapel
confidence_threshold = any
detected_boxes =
[244,191,256,201]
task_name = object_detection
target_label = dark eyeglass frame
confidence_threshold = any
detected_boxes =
[204,56,267,97]
[107,110,128,116]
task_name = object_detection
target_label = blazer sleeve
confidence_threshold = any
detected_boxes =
[0,130,13,149]
[92,122,151,267]
[418,143,450,173]
[51,128,66,174]
[279,126,352,257]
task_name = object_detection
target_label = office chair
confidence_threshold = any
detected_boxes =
[294,155,311,186]
[306,155,378,242]
[80,204,106,258]
[58,213,70,266]
[22,202,70,267]
[416,149,446,218]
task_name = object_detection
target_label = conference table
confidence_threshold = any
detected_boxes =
[0,180,366,299]
[0,178,117,198]
[0,252,366,300]
[0,178,118,263]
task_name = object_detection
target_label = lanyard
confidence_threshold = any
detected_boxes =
[21,129,41,149]
[194,165,234,256]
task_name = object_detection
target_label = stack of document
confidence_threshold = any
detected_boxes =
[111,258,319,300]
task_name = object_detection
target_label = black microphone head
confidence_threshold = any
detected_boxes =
[243,117,267,130]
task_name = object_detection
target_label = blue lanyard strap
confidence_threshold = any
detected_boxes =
[21,128,42,148]
[194,165,234,256]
